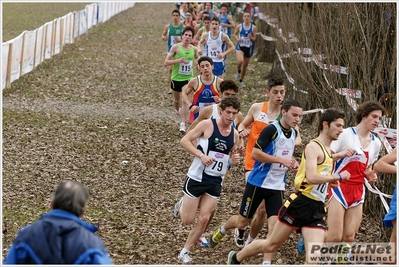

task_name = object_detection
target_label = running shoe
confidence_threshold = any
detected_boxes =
[179,122,186,133]
[178,253,194,264]
[227,251,239,265]
[197,233,209,247]
[168,88,173,94]
[175,110,180,124]
[235,73,240,80]
[331,243,351,264]
[208,224,226,248]
[234,228,245,248]
[297,236,305,254]
[172,198,183,219]
[240,82,245,88]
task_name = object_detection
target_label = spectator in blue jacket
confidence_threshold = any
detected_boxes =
[3,181,112,264]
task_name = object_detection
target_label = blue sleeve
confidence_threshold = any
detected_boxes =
[92,253,113,264]
[3,244,18,264]
[75,248,113,264]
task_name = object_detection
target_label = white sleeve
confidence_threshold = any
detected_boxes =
[331,128,349,153]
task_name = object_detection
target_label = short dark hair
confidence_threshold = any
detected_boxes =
[211,17,220,24]
[355,101,385,124]
[203,15,211,22]
[52,181,89,217]
[198,56,213,66]
[281,98,301,112]
[220,3,229,9]
[205,2,213,8]
[267,77,285,90]
[183,26,195,36]
[220,80,239,94]
[172,9,180,15]
[219,96,241,111]
[318,108,345,132]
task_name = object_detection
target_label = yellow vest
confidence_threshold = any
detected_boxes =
[294,139,334,201]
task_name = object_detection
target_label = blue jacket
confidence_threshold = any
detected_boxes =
[3,209,112,264]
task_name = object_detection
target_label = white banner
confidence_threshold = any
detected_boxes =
[35,25,44,67]
[54,18,61,55]
[73,11,80,39]
[64,12,74,44]
[44,21,53,59]
[2,42,10,89]
[21,30,36,75]
[79,9,88,36]
[10,32,24,83]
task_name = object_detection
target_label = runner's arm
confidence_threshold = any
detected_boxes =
[187,106,212,132]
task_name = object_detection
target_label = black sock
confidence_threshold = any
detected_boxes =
[239,79,243,82]
[237,70,241,74]
[238,229,245,238]
[232,253,241,264]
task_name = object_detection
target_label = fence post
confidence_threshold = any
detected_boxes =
[52,20,56,57]
[6,43,13,88]
[60,17,64,53]
[19,32,26,76]
[33,30,38,69]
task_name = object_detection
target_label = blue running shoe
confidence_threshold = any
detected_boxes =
[297,236,305,254]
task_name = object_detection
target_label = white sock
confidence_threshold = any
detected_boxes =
[245,235,255,246]
[179,248,190,257]
[220,225,227,234]
[262,260,271,265]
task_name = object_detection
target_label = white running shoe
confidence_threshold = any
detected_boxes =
[234,228,245,248]
[174,110,180,124]
[235,73,240,80]
[197,233,209,247]
[178,253,194,264]
[240,81,245,88]
[172,198,183,218]
[179,122,186,133]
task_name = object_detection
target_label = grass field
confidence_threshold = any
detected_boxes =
[2,2,91,42]
[2,2,388,265]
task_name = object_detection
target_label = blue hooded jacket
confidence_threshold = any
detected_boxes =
[3,209,112,264]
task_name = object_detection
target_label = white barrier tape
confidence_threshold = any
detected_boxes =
[323,72,362,99]
[256,32,277,42]
[335,88,362,99]
[302,108,324,115]
[364,178,392,213]
[373,127,397,139]
[377,133,394,154]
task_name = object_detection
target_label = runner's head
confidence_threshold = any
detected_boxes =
[220,80,239,98]
[210,17,220,30]
[197,56,214,74]
[243,11,251,22]
[355,100,384,126]
[172,9,180,22]
[266,77,286,106]
[220,3,229,14]
[318,108,345,140]
[182,26,195,39]
[280,98,302,129]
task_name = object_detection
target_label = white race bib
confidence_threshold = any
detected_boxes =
[310,182,328,201]
[179,61,192,75]
[170,36,178,46]
[240,37,251,47]
[204,150,229,176]
[199,102,215,112]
